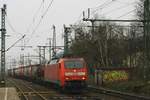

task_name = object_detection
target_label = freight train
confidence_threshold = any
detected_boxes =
[8,57,88,91]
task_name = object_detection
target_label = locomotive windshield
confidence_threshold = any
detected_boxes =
[64,61,83,68]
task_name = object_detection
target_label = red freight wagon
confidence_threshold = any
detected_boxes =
[30,64,41,80]
[14,67,20,77]
[19,66,24,77]
[23,66,32,78]
[7,69,13,77]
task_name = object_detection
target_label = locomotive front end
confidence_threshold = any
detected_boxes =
[63,58,88,89]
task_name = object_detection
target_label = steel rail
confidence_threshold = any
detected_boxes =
[18,91,52,94]
[9,78,72,100]
[7,79,29,100]
[16,79,48,100]
[88,85,150,100]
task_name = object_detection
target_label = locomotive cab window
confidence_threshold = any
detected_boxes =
[64,61,83,68]
[50,59,58,64]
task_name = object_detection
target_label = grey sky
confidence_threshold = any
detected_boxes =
[0,0,138,66]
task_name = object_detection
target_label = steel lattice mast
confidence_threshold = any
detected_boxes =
[0,4,6,85]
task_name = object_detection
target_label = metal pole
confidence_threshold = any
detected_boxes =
[52,25,56,58]
[22,54,24,66]
[91,21,94,39]
[0,4,6,85]
[83,18,146,22]
[144,0,146,79]
[39,46,41,64]
[64,25,68,55]
[49,38,51,61]
[43,46,46,64]
[64,25,71,55]
[28,53,31,65]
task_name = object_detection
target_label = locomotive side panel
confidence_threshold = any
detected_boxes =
[44,64,60,85]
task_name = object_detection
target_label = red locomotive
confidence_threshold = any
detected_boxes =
[8,57,88,91]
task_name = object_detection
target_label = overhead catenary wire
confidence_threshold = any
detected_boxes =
[78,0,117,25]
[6,35,26,52]
[75,0,113,24]
[5,0,46,53]
[117,1,136,5]
[34,48,48,60]
[42,0,54,18]
[102,2,136,16]
[75,1,119,24]
[116,9,136,19]
[33,0,45,23]
[89,0,137,21]
[2,0,45,52]
[25,0,54,46]
[10,0,54,52]
[6,17,16,33]
[91,0,111,11]
[91,0,117,16]
[26,0,45,33]
[6,16,24,36]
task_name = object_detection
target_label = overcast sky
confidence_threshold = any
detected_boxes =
[0,0,138,66]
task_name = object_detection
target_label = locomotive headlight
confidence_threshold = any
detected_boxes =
[77,72,86,76]
[65,77,69,80]
[65,72,86,76]
[65,72,73,76]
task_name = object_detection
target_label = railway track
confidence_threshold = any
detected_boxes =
[15,79,89,100]
[7,79,29,100]
[88,85,150,100]
[20,81,48,100]
[7,78,136,100]
[8,78,81,100]
[7,79,51,100]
